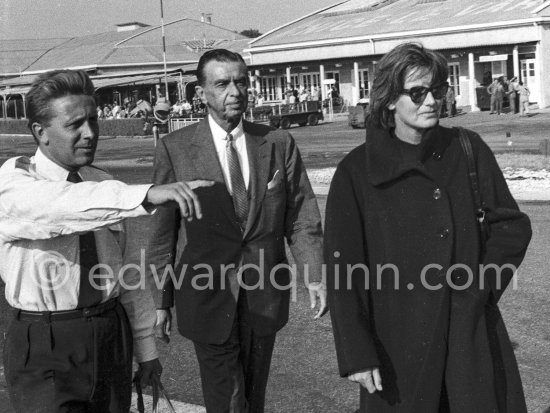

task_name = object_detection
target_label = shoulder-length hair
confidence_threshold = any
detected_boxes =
[369,43,449,129]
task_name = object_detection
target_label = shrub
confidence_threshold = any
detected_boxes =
[0,118,150,137]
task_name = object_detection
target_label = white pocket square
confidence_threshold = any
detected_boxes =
[267,170,280,190]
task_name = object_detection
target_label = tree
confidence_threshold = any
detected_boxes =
[239,29,262,38]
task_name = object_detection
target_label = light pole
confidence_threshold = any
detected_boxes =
[160,0,170,104]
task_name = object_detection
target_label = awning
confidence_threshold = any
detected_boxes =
[0,86,31,96]
[0,73,198,96]
[92,73,196,90]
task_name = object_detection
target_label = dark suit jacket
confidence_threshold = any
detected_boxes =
[147,119,323,344]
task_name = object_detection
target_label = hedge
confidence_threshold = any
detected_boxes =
[0,118,151,137]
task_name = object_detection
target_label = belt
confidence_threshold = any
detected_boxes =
[14,297,119,322]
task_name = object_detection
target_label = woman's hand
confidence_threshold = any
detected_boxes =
[348,368,383,393]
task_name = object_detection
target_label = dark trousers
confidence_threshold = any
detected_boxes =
[193,289,277,413]
[4,301,133,413]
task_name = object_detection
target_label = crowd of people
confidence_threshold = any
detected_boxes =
[487,75,531,116]
[170,94,208,117]
[96,101,137,119]
[0,44,533,413]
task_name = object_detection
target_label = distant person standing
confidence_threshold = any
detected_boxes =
[494,77,506,115]
[507,77,518,114]
[517,81,530,117]
[486,78,498,114]
[289,90,297,104]
[445,85,455,117]
[111,101,121,118]
[248,90,256,109]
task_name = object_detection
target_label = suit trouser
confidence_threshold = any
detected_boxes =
[509,93,517,113]
[495,97,503,114]
[520,98,529,116]
[193,288,277,413]
[4,300,133,413]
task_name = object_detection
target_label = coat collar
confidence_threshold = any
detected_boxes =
[365,123,454,186]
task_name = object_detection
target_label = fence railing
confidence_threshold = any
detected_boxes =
[168,117,202,132]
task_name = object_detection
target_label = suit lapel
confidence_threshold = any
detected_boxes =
[244,122,271,238]
[188,120,225,182]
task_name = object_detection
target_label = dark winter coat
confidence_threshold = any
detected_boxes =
[324,123,532,412]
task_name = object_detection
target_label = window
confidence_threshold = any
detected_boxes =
[301,73,321,95]
[279,74,299,92]
[359,69,369,99]
[448,62,460,96]
[325,71,340,93]
[491,61,506,79]
[260,76,277,101]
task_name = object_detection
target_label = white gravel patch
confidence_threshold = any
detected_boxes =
[308,167,550,201]
[502,168,550,201]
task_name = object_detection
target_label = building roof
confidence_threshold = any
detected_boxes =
[250,0,550,48]
[1,18,247,75]
[0,38,71,74]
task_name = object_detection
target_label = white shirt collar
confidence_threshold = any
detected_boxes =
[208,115,244,142]
[34,148,76,181]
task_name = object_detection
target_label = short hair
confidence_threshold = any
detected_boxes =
[196,49,247,86]
[369,43,449,129]
[26,69,95,131]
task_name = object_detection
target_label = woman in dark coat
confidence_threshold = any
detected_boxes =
[325,43,532,412]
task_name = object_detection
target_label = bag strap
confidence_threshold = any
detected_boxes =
[456,127,485,225]
[133,375,145,413]
[153,380,177,413]
[134,373,176,413]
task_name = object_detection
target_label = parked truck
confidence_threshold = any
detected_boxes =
[269,101,324,129]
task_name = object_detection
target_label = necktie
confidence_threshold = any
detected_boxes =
[226,134,249,230]
[67,171,103,308]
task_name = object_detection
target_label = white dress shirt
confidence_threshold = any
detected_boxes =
[208,115,250,193]
[0,148,158,361]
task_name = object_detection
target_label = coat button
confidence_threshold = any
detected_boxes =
[450,269,469,287]
[433,188,442,200]
[439,228,450,239]
[432,152,442,160]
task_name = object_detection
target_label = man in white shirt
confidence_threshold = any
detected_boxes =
[0,69,211,413]
[150,49,327,413]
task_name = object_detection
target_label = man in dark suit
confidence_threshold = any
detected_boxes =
[149,49,327,412]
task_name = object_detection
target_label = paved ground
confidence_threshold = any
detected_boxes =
[1,112,549,412]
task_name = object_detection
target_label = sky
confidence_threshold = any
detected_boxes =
[0,0,341,40]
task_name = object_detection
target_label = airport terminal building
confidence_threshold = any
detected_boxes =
[245,0,550,110]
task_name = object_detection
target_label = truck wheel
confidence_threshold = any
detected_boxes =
[280,117,291,129]
[307,113,319,126]
[270,118,280,128]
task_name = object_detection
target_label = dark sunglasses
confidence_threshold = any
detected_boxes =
[400,82,449,104]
